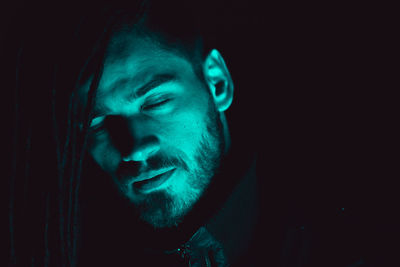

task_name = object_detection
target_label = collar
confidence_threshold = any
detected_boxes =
[165,155,258,265]
[205,157,258,264]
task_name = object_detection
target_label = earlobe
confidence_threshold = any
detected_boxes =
[203,49,234,112]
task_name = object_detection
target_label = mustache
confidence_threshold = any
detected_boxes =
[116,153,189,181]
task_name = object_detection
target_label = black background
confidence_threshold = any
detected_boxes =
[2,0,398,266]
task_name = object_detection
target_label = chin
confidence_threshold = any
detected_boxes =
[138,193,186,229]
[137,182,203,229]
[140,209,184,229]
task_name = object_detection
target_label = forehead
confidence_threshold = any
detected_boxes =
[102,30,191,88]
[79,29,198,107]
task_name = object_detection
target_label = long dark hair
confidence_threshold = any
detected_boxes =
[7,2,148,266]
[6,0,213,265]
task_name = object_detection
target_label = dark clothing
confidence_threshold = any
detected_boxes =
[78,140,400,267]
[78,133,258,266]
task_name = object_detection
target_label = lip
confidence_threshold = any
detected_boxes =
[131,168,176,193]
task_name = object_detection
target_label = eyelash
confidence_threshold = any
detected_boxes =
[89,98,171,133]
[141,98,171,110]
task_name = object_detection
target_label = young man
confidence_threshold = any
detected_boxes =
[9,1,397,267]
[7,1,259,266]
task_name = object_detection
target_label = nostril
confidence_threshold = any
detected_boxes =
[122,152,142,162]
[122,136,160,162]
[105,115,160,162]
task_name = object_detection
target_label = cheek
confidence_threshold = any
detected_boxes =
[89,134,121,174]
[162,109,208,158]
[161,91,212,155]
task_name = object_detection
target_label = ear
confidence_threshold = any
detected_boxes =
[203,49,234,112]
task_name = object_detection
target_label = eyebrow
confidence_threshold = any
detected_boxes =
[93,73,177,118]
[129,73,177,100]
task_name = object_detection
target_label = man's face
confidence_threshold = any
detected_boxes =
[80,30,225,228]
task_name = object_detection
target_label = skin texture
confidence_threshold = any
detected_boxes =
[79,28,234,229]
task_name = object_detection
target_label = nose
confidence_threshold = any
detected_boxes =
[122,136,160,162]
[105,115,160,162]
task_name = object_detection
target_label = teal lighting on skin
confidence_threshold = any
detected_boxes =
[79,29,234,229]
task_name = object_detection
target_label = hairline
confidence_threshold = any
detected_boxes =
[111,16,207,84]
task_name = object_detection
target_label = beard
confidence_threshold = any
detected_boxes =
[132,100,225,229]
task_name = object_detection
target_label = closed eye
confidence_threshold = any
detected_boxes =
[142,99,171,110]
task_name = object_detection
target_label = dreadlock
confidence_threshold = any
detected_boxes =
[8,0,209,265]
[8,2,146,266]
[50,18,111,267]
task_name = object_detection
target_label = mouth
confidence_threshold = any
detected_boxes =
[131,168,176,193]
